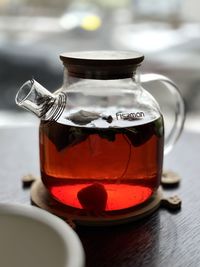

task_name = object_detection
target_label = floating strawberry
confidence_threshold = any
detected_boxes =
[77,183,107,213]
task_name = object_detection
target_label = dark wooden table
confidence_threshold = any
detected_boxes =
[0,125,199,267]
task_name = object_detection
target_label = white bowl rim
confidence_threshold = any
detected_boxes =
[0,203,85,267]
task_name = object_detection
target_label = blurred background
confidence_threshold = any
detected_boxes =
[0,0,200,132]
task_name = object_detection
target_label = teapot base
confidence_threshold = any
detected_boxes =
[31,179,163,226]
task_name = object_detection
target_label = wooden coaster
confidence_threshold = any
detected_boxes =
[31,179,167,227]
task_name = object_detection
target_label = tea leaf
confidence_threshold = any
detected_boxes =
[125,124,154,147]
[42,122,88,151]
[102,115,113,123]
[68,127,88,147]
[97,128,116,142]
[67,110,101,125]
[154,116,164,137]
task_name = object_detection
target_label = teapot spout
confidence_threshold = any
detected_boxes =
[15,79,66,121]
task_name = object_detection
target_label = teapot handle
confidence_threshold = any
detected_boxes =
[140,73,186,155]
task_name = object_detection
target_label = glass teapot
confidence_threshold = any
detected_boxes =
[16,51,185,213]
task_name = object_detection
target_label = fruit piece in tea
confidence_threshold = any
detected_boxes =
[77,183,108,213]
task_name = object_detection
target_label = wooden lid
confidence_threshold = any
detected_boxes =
[59,50,144,79]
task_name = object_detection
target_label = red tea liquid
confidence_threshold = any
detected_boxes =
[39,117,164,211]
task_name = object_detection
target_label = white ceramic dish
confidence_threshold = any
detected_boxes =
[0,203,85,267]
